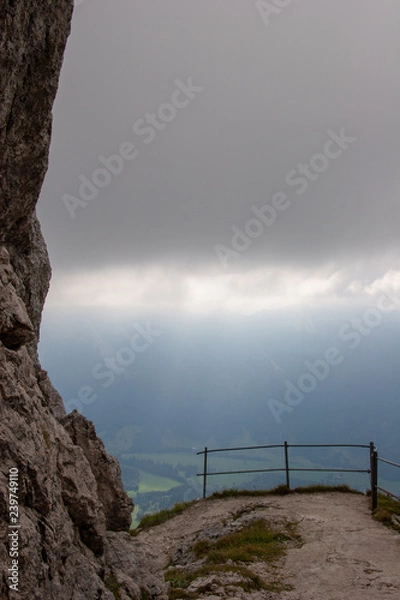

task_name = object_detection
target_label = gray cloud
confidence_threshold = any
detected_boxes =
[38,0,400,309]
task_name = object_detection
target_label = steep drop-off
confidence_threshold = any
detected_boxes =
[0,2,163,598]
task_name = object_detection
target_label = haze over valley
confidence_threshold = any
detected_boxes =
[39,305,400,519]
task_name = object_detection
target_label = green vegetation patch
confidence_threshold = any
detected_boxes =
[209,484,290,499]
[165,518,298,599]
[165,564,276,600]
[131,484,362,535]
[209,483,360,500]
[104,574,121,600]
[131,501,197,535]
[193,518,288,563]
[373,493,400,531]
[137,470,183,493]
[293,484,361,495]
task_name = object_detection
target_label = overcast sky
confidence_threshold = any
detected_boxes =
[38,0,400,314]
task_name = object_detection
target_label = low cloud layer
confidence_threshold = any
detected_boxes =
[46,261,400,315]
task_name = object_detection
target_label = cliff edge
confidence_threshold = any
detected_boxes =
[132,492,400,599]
[0,2,162,598]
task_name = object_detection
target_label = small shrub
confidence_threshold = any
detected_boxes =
[270,484,292,495]
[104,575,121,600]
[165,568,192,589]
[42,428,51,449]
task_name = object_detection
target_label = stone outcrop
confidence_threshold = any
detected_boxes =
[0,2,162,598]
[0,248,35,351]
[62,412,134,533]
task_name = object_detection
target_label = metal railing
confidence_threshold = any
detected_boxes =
[375,455,400,504]
[197,442,399,512]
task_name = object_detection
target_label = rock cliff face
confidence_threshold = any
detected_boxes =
[0,2,161,598]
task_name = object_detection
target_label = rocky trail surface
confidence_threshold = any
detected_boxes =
[132,492,400,600]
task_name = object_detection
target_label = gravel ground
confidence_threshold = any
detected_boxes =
[132,492,400,599]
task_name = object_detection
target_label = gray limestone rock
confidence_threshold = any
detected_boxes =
[0,1,158,598]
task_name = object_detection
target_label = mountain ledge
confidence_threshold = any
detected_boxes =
[0,2,163,598]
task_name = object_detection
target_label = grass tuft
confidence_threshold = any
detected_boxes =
[209,484,290,500]
[131,500,196,534]
[209,483,360,500]
[293,484,361,495]
[193,518,287,563]
[165,518,299,599]
[373,493,400,531]
[165,562,274,599]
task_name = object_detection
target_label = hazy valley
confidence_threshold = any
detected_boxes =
[39,305,400,521]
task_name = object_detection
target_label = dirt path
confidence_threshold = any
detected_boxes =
[132,493,400,599]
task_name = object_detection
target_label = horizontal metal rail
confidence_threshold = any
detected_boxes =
[197,443,370,456]
[199,468,283,477]
[197,441,400,513]
[198,467,370,477]
[376,485,400,502]
[281,444,371,449]
[378,457,400,469]
[283,467,369,473]
[197,444,283,455]
[197,442,375,502]
[375,456,400,504]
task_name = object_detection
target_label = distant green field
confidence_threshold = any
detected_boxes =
[125,449,399,529]
[125,451,400,508]
[127,451,199,467]
[130,448,286,471]
[136,469,182,493]
[127,469,183,527]
[129,502,140,528]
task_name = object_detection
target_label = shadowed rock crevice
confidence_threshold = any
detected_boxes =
[0,247,35,351]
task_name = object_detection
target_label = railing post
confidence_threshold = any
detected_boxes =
[203,447,208,499]
[370,442,378,512]
[284,441,290,490]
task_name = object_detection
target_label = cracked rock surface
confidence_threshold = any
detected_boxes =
[0,2,160,598]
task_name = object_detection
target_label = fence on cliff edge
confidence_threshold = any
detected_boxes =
[197,442,400,512]
[375,454,400,504]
